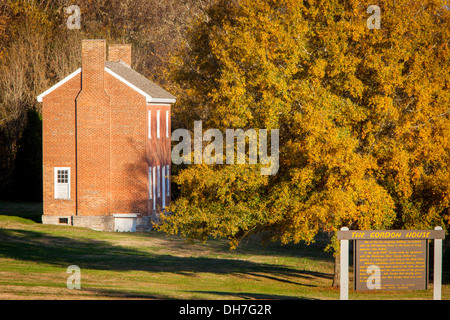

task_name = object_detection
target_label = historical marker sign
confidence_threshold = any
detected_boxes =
[337,227,445,299]
[354,239,427,291]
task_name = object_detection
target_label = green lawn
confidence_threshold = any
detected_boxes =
[0,202,448,300]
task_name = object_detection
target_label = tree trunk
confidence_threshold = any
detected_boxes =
[332,253,340,287]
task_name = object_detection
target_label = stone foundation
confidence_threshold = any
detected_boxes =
[42,214,155,232]
[72,216,114,231]
[41,215,72,226]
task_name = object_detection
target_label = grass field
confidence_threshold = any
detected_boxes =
[0,202,448,300]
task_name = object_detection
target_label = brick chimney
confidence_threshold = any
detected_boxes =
[81,39,107,89]
[76,39,111,216]
[108,44,131,67]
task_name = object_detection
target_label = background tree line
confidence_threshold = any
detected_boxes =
[0,0,449,286]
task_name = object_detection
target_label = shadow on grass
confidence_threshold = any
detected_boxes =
[0,202,43,223]
[135,229,334,263]
[81,288,316,299]
[81,287,171,299]
[0,228,331,286]
[187,290,318,300]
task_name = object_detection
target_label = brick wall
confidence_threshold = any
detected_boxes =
[42,73,80,216]
[106,71,148,215]
[75,40,111,216]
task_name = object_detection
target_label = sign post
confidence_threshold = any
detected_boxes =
[337,227,445,300]
[340,227,349,300]
[434,226,443,300]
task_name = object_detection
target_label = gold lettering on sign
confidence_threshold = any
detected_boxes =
[352,232,365,238]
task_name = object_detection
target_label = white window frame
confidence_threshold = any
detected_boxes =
[156,110,160,139]
[162,165,166,209]
[54,167,70,199]
[166,110,169,138]
[166,165,170,196]
[148,110,152,139]
[157,165,161,198]
[152,166,156,210]
[148,166,152,199]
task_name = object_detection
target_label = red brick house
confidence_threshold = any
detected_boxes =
[36,39,176,231]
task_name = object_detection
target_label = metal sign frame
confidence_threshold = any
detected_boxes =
[337,226,445,300]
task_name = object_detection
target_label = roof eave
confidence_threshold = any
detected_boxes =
[148,98,177,104]
[36,68,81,102]
[105,67,176,104]
[36,66,176,104]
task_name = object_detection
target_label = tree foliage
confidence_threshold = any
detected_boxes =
[159,0,450,258]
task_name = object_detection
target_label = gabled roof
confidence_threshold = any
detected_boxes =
[105,61,176,104]
[37,62,176,104]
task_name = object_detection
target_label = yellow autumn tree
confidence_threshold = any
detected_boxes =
[158,0,450,286]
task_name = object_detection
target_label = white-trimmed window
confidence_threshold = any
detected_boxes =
[148,166,152,199]
[54,167,70,199]
[162,165,166,209]
[156,110,160,139]
[152,166,156,210]
[148,110,152,139]
[166,165,170,196]
[166,110,169,138]
[157,165,161,197]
